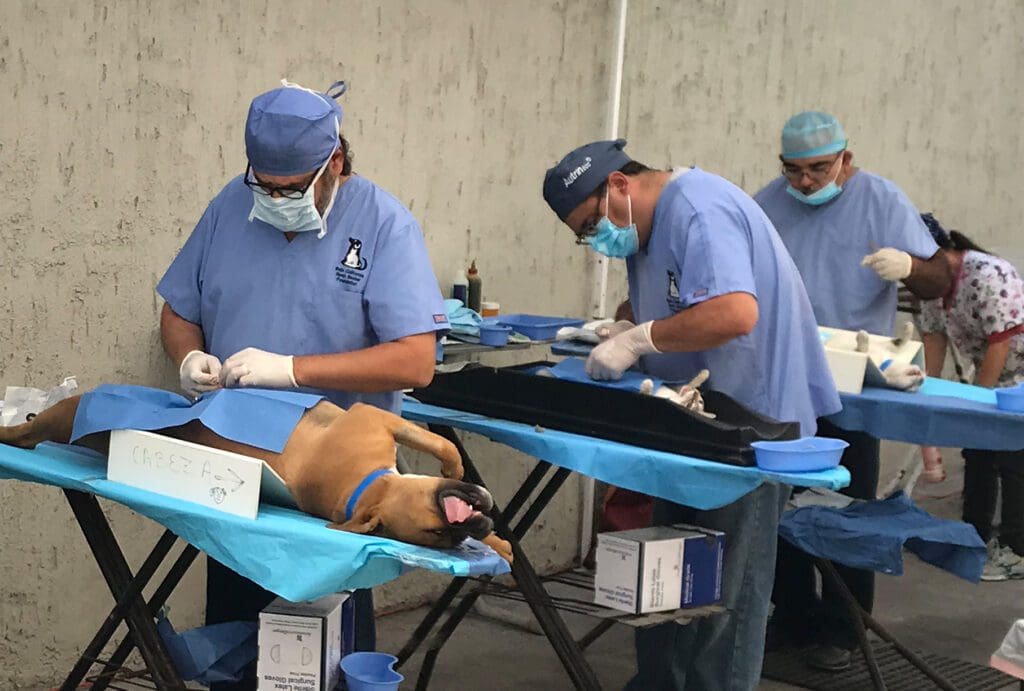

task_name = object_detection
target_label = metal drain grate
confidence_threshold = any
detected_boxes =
[762,641,1019,691]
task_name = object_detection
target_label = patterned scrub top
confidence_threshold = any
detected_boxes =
[919,250,1024,388]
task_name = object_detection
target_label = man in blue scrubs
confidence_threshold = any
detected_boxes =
[543,139,841,691]
[754,111,951,671]
[157,81,448,690]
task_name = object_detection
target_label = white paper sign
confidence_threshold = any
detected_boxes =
[107,429,265,519]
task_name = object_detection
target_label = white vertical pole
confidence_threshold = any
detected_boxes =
[580,0,628,563]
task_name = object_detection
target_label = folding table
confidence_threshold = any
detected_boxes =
[768,380,1024,690]
[396,399,850,690]
[0,441,509,690]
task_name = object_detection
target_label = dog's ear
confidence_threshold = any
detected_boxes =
[328,506,383,535]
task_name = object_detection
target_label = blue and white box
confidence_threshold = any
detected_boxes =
[671,523,725,607]
[257,592,355,690]
[594,524,724,614]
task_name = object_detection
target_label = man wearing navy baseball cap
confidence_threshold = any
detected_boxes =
[543,141,841,690]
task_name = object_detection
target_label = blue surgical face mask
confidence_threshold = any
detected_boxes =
[786,180,842,206]
[249,148,339,238]
[586,188,639,258]
[785,155,844,206]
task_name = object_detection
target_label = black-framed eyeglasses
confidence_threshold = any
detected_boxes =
[243,164,317,199]
[574,194,605,245]
[780,151,845,183]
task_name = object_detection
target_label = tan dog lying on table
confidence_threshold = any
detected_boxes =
[0,395,513,563]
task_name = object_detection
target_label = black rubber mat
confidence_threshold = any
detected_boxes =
[412,361,800,465]
[762,641,1018,691]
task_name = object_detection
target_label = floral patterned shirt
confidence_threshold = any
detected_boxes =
[919,250,1024,388]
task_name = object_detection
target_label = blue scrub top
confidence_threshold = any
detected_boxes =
[754,172,939,336]
[157,175,449,414]
[627,169,840,437]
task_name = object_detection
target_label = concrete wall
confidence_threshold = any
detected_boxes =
[1,0,1022,685]
[601,0,1024,300]
[0,1,612,685]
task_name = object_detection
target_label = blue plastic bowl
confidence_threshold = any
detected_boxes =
[496,314,585,341]
[751,437,849,472]
[478,324,512,347]
[995,385,1024,413]
[341,652,404,691]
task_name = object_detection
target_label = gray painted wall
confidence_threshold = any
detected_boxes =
[1,0,1021,685]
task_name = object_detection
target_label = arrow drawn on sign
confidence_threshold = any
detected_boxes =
[214,468,245,492]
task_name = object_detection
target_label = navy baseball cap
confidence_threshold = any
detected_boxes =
[245,80,347,177]
[543,139,632,220]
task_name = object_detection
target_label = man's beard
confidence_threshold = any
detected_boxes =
[314,170,338,216]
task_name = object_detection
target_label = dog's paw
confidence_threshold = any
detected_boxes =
[483,533,514,564]
[442,466,464,481]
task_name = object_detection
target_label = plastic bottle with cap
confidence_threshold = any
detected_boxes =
[451,265,468,305]
[467,260,482,313]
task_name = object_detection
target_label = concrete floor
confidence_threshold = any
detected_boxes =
[376,446,1024,690]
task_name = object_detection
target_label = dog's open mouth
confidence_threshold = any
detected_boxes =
[438,486,493,523]
[437,485,494,539]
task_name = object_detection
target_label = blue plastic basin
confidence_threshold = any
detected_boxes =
[995,385,1024,413]
[479,324,512,346]
[751,437,849,472]
[341,652,404,691]
[496,314,585,341]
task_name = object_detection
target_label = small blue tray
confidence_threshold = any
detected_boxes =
[496,314,585,341]
[751,437,849,472]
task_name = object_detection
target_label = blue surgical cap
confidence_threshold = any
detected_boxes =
[781,111,848,160]
[543,139,632,220]
[245,80,347,176]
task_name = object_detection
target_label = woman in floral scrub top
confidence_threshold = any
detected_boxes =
[917,219,1024,581]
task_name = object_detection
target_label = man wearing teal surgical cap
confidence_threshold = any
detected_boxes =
[157,80,449,690]
[754,111,951,672]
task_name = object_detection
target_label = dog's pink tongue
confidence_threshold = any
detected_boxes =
[443,496,474,524]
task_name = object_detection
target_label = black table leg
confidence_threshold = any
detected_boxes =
[63,490,185,690]
[90,543,200,691]
[817,557,958,691]
[815,558,886,690]
[405,426,603,690]
[61,529,178,691]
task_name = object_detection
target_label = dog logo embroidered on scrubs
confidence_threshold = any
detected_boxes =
[666,271,683,312]
[342,238,367,270]
[335,238,369,287]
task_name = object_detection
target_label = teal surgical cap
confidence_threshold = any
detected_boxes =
[781,111,848,160]
[245,80,347,176]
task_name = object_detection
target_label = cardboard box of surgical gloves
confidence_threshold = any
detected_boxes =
[257,593,354,691]
[594,524,724,614]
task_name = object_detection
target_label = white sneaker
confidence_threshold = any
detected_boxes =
[981,542,1024,581]
[1002,547,1024,580]
[982,555,1009,581]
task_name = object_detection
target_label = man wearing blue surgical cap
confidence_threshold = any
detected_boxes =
[157,80,449,690]
[543,140,841,691]
[754,112,951,672]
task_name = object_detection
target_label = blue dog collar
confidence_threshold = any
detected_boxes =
[345,468,395,521]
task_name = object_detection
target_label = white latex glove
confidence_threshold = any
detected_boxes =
[179,350,223,397]
[220,347,296,389]
[862,248,913,281]
[585,321,659,381]
[595,320,637,341]
[882,361,925,391]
